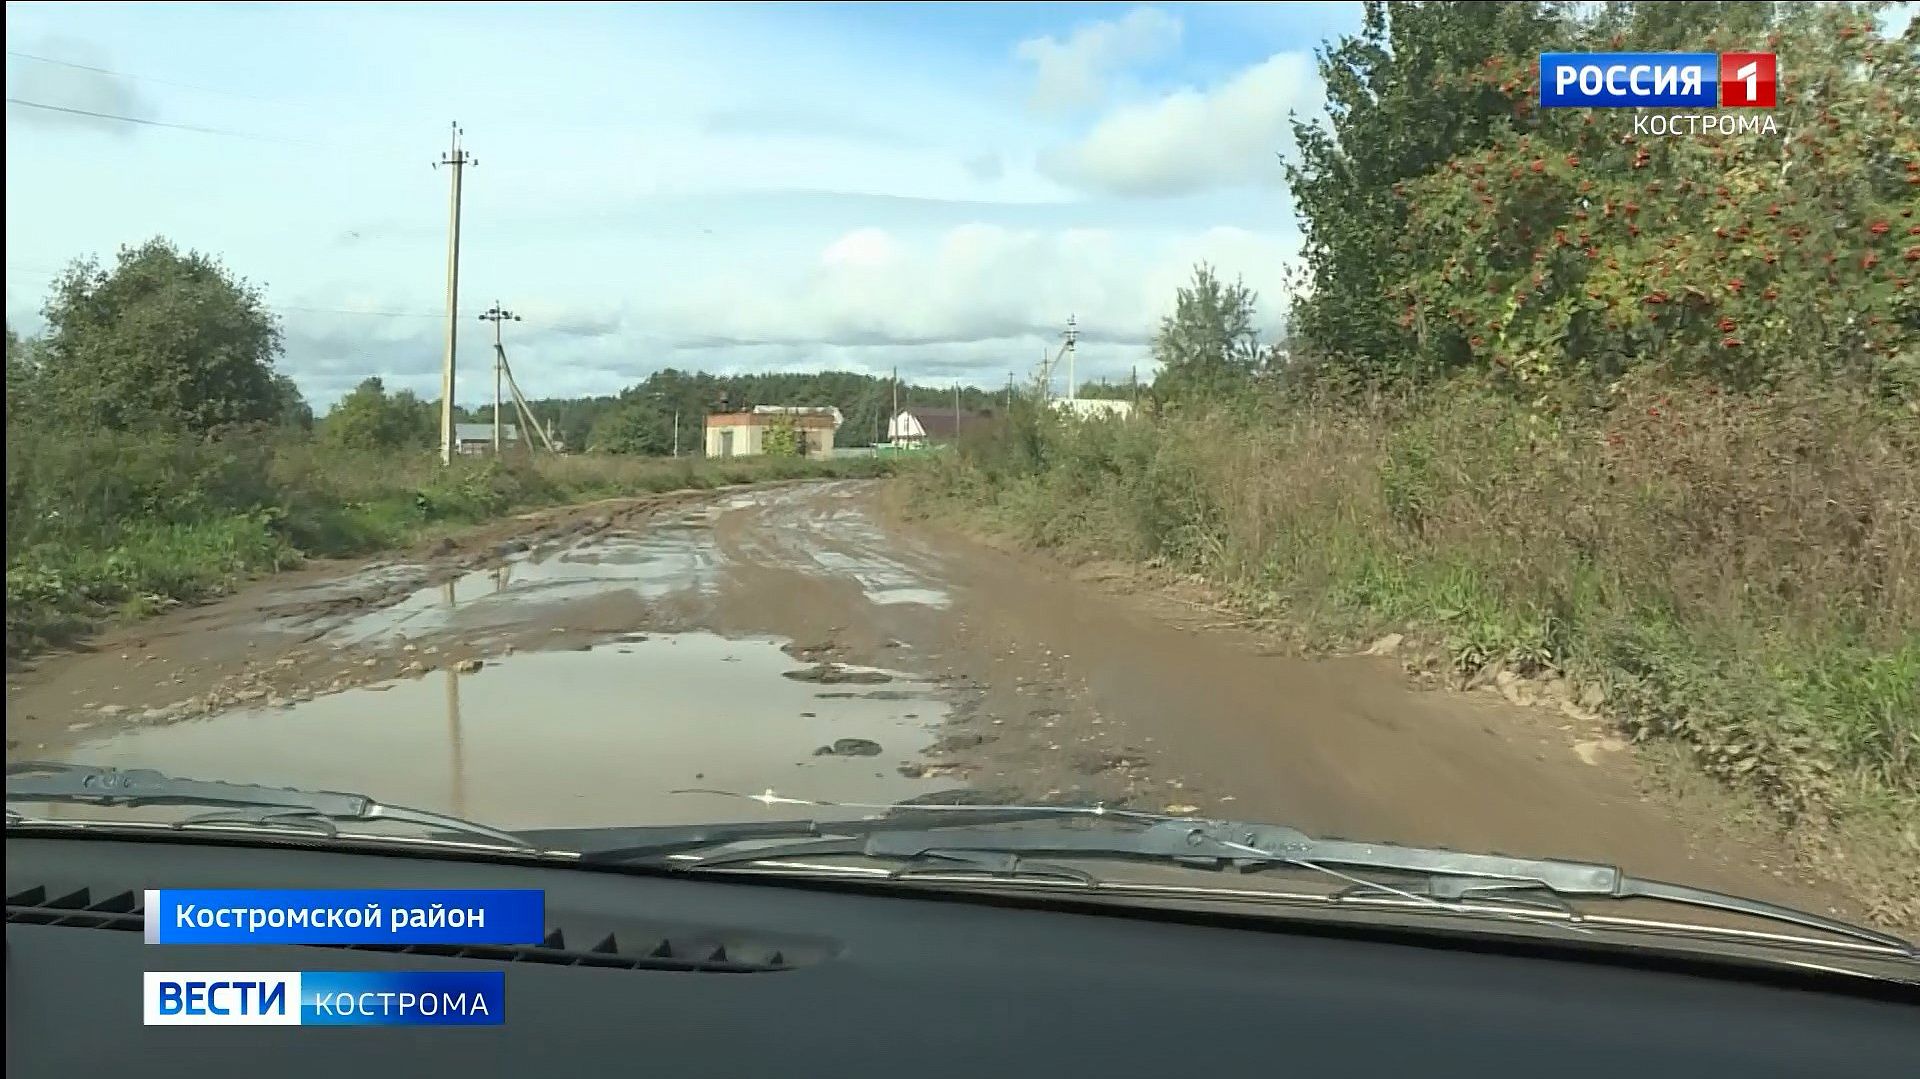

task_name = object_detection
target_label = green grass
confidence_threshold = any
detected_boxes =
[903,383,1920,828]
[5,427,893,657]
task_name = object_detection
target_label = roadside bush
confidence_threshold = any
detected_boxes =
[907,379,1920,822]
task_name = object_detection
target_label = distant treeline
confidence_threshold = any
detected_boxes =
[487,370,1015,456]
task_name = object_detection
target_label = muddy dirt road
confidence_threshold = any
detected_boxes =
[4,479,1853,920]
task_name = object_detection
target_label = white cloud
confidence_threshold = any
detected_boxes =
[5,38,156,135]
[962,151,1004,182]
[662,223,1296,356]
[4,5,1320,409]
[44,220,1302,411]
[1014,7,1181,113]
[1040,51,1319,197]
[819,227,897,269]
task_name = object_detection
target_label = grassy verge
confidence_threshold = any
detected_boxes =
[903,381,1918,916]
[5,425,890,657]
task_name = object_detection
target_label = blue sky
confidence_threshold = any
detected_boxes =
[21,3,1901,410]
[5,2,1362,406]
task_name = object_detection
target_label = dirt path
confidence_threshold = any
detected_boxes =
[3,479,1856,922]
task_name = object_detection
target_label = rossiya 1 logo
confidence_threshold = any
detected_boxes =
[1539,52,1780,137]
[1717,52,1777,108]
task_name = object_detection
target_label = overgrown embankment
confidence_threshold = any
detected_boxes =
[905,383,1918,912]
[5,424,888,657]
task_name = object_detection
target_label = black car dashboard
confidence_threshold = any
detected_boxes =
[6,833,1916,1078]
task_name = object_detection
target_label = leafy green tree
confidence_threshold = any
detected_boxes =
[1392,1,1915,400]
[502,395,620,452]
[1285,1,1570,378]
[322,377,435,451]
[36,238,287,432]
[1582,0,1779,50]
[270,373,313,431]
[5,326,40,429]
[1075,378,1141,401]
[587,399,674,455]
[482,368,1015,454]
[762,414,802,457]
[1285,0,1914,404]
[1151,263,1263,406]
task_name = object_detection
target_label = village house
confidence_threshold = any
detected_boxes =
[885,406,995,447]
[704,405,842,458]
[454,422,520,455]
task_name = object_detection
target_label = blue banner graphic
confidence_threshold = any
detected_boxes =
[1539,52,1719,108]
[144,889,544,945]
[300,971,505,1026]
[143,971,506,1026]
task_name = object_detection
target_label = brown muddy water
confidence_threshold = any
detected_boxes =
[12,482,980,833]
[53,632,955,828]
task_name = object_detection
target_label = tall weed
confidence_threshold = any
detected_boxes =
[908,381,1920,818]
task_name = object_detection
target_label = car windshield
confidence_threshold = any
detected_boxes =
[4,2,1915,957]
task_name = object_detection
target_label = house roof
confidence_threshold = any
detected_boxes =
[897,407,991,439]
[751,404,844,427]
[706,411,836,429]
[455,423,519,441]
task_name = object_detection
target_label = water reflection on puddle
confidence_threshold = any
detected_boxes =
[309,488,953,644]
[324,515,729,646]
[57,633,958,829]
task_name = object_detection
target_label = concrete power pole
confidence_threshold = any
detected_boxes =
[435,122,476,466]
[478,302,520,453]
[1062,313,1079,402]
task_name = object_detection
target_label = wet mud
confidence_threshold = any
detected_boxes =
[3,479,1864,923]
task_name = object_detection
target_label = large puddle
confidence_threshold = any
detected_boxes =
[316,509,734,647]
[288,487,951,646]
[53,633,961,830]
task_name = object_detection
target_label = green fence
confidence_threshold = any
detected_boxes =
[871,442,941,458]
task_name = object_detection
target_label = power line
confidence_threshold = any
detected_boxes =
[3,270,439,318]
[277,304,442,319]
[8,268,512,325]
[5,96,307,144]
[5,49,267,100]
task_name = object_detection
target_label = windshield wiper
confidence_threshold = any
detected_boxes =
[515,806,1155,864]
[5,762,532,849]
[605,807,1914,957]
[14,767,1907,959]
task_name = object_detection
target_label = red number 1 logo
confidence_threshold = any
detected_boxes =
[1720,53,1777,107]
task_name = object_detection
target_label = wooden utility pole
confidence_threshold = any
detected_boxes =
[478,302,520,453]
[435,123,476,467]
[495,341,559,454]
